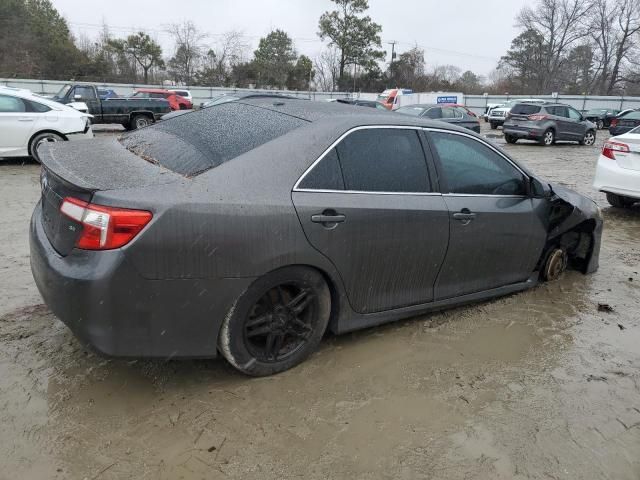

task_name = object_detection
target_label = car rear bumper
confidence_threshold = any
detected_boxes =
[30,202,253,358]
[593,154,640,200]
[503,125,544,139]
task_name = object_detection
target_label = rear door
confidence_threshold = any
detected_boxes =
[550,106,574,140]
[292,127,450,314]
[0,94,37,154]
[426,129,539,300]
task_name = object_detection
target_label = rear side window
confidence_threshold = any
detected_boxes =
[441,107,463,119]
[0,94,26,112]
[335,128,430,193]
[120,102,306,176]
[430,131,526,196]
[298,148,344,190]
[512,104,541,115]
[25,100,51,112]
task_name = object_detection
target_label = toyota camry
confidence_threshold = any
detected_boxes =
[31,98,602,376]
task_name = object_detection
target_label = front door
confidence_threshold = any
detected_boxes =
[292,127,450,314]
[426,129,539,300]
[567,107,587,140]
[70,86,101,115]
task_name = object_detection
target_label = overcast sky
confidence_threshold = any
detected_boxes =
[52,0,530,76]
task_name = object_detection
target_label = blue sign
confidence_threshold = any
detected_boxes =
[437,96,458,104]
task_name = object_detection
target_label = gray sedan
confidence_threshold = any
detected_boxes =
[395,104,481,133]
[30,98,602,376]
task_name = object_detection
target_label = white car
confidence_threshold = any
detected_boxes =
[489,98,546,129]
[0,86,93,160]
[168,88,192,103]
[593,126,640,208]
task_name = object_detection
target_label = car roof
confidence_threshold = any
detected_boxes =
[0,86,65,109]
[136,88,171,93]
[235,98,474,131]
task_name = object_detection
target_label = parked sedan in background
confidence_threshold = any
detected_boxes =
[0,86,92,160]
[609,109,640,136]
[31,98,601,376]
[593,126,640,208]
[132,88,192,111]
[583,108,620,129]
[503,102,596,146]
[395,104,480,132]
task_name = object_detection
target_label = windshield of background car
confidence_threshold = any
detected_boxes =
[396,106,425,116]
[173,91,189,97]
[621,111,640,120]
[54,84,71,99]
[629,126,640,134]
[119,102,306,176]
[511,104,542,115]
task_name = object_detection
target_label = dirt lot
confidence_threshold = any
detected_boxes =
[1,123,639,479]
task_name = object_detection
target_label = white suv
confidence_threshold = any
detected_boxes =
[489,98,546,130]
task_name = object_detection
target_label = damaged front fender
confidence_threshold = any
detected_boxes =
[545,183,603,274]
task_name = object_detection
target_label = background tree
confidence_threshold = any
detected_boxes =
[109,32,163,83]
[318,0,384,86]
[314,47,341,91]
[287,55,314,90]
[167,21,205,85]
[498,29,547,92]
[253,29,297,88]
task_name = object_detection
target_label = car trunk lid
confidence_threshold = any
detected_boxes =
[38,137,182,256]
[613,135,640,171]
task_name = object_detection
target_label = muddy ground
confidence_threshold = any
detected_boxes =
[0,123,639,479]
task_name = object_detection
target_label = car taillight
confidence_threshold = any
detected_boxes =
[610,118,618,127]
[601,141,630,160]
[528,114,548,121]
[60,197,152,250]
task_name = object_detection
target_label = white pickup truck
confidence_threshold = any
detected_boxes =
[489,98,546,129]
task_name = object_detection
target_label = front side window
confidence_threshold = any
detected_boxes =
[335,128,430,193]
[73,86,96,99]
[0,95,26,112]
[430,131,526,196]
[568,108,582,120]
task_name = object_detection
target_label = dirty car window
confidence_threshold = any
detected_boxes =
[430,132,526,196]
[119,103,306,176]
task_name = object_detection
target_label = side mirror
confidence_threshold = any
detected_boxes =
[74,94,82,100]
[530,177,552,198]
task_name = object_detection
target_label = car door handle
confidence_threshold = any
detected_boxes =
[453,210,476,224]
[311,213,346,224]
[18,118,34,122]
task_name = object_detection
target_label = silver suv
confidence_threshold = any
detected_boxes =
[503,103,597,146]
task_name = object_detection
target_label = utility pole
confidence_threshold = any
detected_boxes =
[387,40,397,77]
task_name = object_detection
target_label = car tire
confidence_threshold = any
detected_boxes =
[597,119,604,130]
[541,247,568,282]
[505,134,517,144]
[540,129,555,146]
[580,130,596,146]
[490,122,498,130]
[218,266,331,376]
[606,192,634,208]
[29,132,65,162]
[130,114,152,130]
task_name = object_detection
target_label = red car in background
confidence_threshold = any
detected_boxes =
[131,88,192,111]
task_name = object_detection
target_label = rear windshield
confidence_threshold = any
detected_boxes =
[512,104,542,115]
[119,102,306,176]
[621,111,640,120]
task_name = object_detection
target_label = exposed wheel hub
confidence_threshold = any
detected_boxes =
[544,248,568,281]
